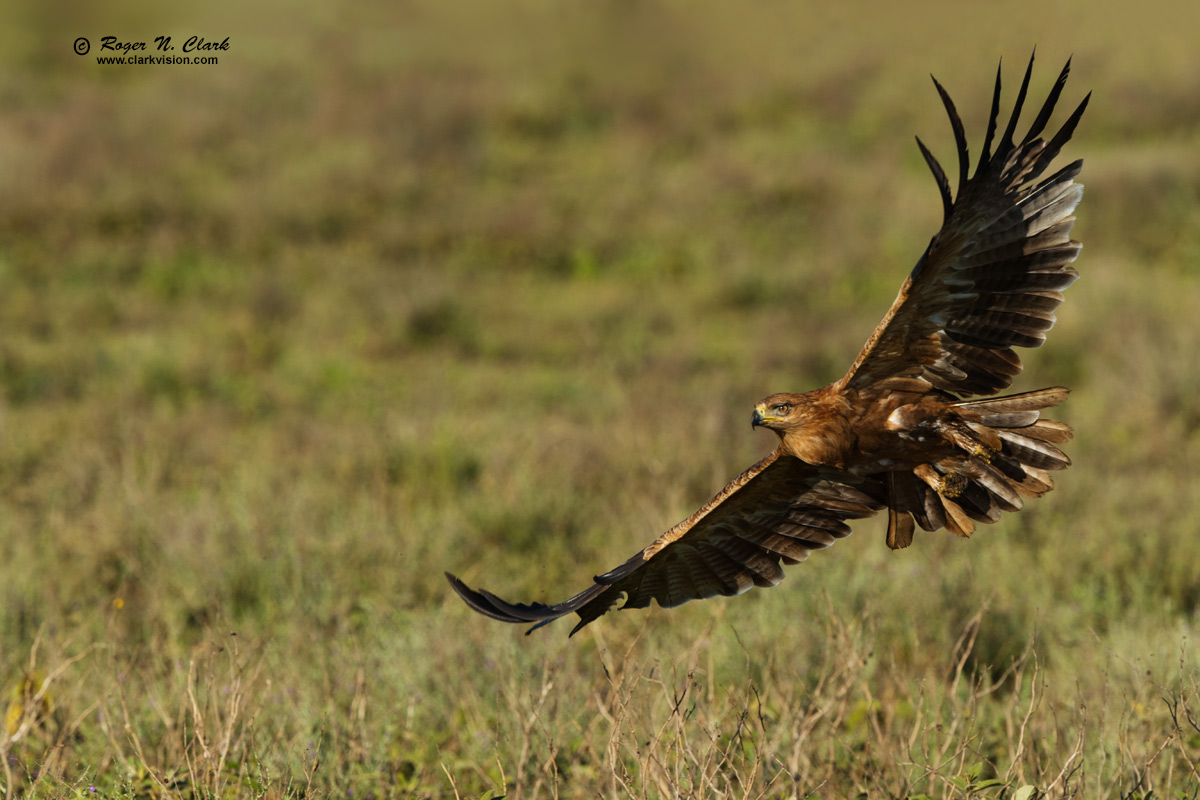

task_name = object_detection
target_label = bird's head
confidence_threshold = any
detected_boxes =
[751,393,808,436]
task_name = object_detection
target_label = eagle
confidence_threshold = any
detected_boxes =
[446,55,1089,635]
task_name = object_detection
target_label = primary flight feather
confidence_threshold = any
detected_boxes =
[447,54,1089,635]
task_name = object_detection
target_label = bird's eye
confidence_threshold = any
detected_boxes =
[774,404,790,415]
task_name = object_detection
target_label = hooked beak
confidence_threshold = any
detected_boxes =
[751,407,765,429]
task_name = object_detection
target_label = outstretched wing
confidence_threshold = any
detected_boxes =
[446,451,885,635]
[839,54,1089,398]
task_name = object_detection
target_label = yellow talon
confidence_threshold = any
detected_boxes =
[936,473,967,498]
[970,444,995,463]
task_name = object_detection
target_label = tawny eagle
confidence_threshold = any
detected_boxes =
[447,55,1089,635]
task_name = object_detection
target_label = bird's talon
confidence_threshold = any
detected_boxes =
[936,473,967,498]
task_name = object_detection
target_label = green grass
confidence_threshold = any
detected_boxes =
[2,0,1200,797]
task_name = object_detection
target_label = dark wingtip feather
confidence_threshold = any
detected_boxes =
[445,571,557,625]
[931,76,970,198]
[976,61,1004,176]
[447,569,618,635]
[1022,57,1072,145]
[445,572,517,622]
[446,573,512,622]
[1000,51,1036,150]
[528,618,555,635]
[1054,91,1091,147]
[1031,91,1090,177]
[916,136,953,222]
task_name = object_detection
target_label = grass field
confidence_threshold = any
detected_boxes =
[2,0,1200,797]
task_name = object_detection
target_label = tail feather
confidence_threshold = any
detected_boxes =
[906,472,946,531]
[887,473,917,549]
[1014,465,1055,498]
[917,481,947,530]
[956,386,1070,414]
[995,429,1071,469]
[942,496,976,538]
[885,386,1070,549]
[973,461,1023,512]
[990,450,1028,482]
[953,473,1002,523]
[1016,418,1072,443]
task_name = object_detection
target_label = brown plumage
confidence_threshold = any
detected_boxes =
[447,54,1088,635]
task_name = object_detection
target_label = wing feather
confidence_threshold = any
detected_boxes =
[446,451,885,635]
[839,54,1088,398]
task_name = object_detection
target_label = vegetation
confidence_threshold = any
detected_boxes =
[2,0,1199,797]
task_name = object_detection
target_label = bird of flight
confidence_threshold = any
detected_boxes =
[447,54,1089,635]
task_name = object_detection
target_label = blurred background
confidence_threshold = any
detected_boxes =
[1,0,1198,797]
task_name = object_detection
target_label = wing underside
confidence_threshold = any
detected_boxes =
[447,453,885,634]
